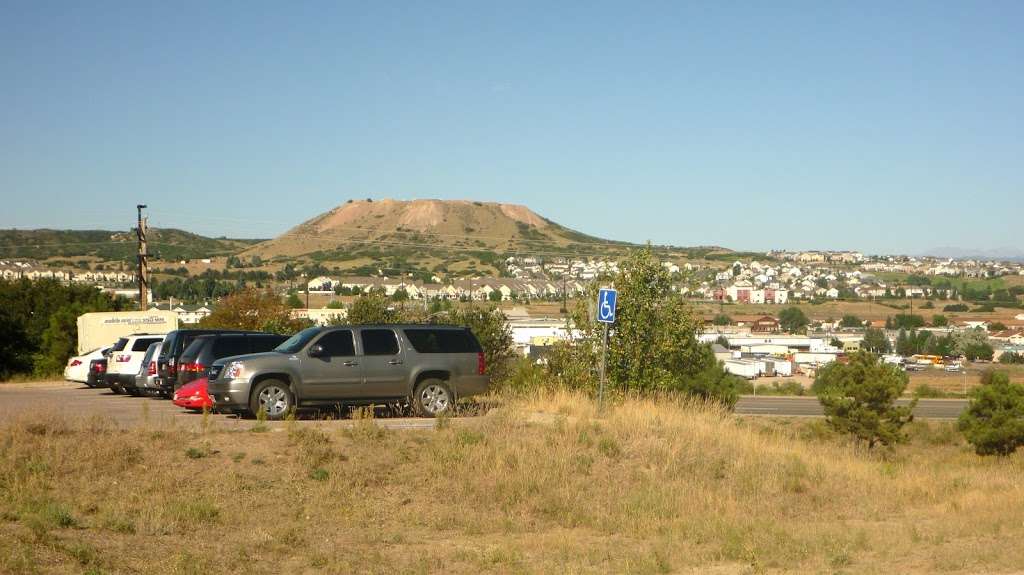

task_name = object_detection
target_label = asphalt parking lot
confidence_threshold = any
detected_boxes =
[0,381,445,431]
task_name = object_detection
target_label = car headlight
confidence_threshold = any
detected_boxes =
[224,362,244,379]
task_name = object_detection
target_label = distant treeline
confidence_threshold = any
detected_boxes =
[0,279,128,378]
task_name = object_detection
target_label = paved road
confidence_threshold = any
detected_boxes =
[0,381,448,430]
[0,383,970,427]
[736,395,968,419]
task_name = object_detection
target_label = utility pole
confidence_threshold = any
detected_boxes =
[562,274,567,314]
[136,205,149,311]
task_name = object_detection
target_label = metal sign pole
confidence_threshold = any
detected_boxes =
[599,322,608,411]
[595,287,617,414]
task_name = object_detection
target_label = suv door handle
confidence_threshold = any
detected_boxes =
[388,359,403,365]
[343,361,359,367]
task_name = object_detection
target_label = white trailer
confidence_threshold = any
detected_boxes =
[769,360,794,377]
[76,310,179,354]
[724,359,760,379]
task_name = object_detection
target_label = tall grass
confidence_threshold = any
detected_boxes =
[1,396,1023,573]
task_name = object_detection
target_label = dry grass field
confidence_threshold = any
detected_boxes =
[906,364,1024,396]
[3,392,1024,574]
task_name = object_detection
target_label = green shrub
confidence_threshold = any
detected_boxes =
[814,352,916,448]
[958,371,1024,456]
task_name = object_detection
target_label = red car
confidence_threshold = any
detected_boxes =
[172,377,214,411]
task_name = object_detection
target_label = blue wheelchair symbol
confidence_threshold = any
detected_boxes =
[597,288,617,323]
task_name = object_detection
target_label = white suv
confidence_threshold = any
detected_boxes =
[106,334,165,395]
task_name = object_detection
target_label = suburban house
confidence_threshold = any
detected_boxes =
[750,316,781,333]
[149,302,214,324]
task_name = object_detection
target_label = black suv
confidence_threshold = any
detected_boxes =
[156,329,258,394]
[176,332,289,388]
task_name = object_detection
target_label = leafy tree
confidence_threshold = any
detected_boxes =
[989,321,1008,332]
[956,329,994,361]
[890,314,925,330]
[931,314,949,327]
[925,333,956,357]
[550,247,741,407]
[895,329,913,356]
[958,371,1024,456]
[0,306,31,378]
[0,279,125,377]
[839,314,863,328]
[285,292,304,309]
[487,290,503,302]
[199,289,303,333]
[862,327,891,354]
[943,304,968,312]
[346,294,398,325]
[813,352,916,448]
[391,287,410,302]
[715,335,730,348]
[778,307,809,333]
[999,352,1024,365]
[712,313,731,326]
[830,337,843,349]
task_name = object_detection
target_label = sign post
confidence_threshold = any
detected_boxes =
[596,287,617,411]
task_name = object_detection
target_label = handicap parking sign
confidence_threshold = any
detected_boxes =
[597,288,617,324]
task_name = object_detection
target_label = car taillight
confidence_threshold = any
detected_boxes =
[477,352,486,375]
[148,361,156,375]
[94,363,106,373]
[69,359,82,367]
[182,363,206,373]
[116,354,131,363]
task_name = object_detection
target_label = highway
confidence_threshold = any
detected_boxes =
[735,395,968,419]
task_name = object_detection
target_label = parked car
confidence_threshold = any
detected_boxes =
[173,377,213,411]
[134,341,164,394]
[175,333,289,388]
[86,357,108,388]
[64,345,112,385]
[106,334,165,394]
[208,325,489,420]
[156,329,258,394]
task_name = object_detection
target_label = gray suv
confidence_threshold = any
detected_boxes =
[207,325,489,419]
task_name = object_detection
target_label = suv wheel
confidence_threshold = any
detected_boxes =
[412,379,453,418]
[250,379,294,421]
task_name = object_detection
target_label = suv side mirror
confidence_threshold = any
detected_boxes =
[308,344,325,358]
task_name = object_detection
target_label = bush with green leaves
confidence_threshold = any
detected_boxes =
[813,352,917,448]
[861,327,891,354]
[778,307,809,333]
[839,314,863,328]
[0,279,126,378]
[550,247,742,407]
[958,370,1024,456]
[999,351,1024,365]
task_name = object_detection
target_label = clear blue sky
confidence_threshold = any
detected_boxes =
[1,1,1021,255]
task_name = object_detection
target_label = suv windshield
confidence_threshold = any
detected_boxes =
[274,328,320,354]
[158,332,178,360]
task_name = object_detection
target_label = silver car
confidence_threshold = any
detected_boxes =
[207,325,490,420]
[135,341,163,394]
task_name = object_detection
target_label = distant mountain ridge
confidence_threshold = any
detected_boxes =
[244,199,628,260]
[0,228,259,261]
[922,246,1024,262]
